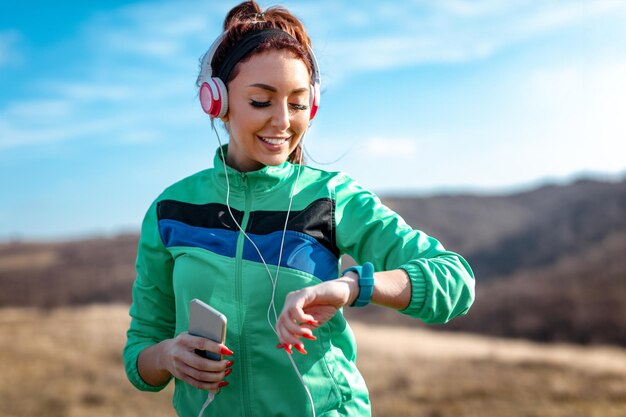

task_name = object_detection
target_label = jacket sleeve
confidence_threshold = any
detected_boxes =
[123,199,176,391]
[334,174,475,324]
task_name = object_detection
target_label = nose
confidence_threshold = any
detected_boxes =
[271,100,290,130]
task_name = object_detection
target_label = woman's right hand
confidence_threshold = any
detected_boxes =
[138,332,233,392]
[158,332,234,392]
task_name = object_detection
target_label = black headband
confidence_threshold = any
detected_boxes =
[214,28,300,83]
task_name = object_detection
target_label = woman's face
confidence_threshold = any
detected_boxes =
[223,50,311,172]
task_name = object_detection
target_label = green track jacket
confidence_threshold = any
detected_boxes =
[124,146,475,416]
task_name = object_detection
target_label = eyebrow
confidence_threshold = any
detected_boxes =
[248,83,308,94]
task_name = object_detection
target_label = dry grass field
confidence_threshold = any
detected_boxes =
[1,305,625,417]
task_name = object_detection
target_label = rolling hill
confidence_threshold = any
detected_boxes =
[1,176,625,346]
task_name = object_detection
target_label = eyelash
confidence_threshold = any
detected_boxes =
[249,100,308,111]
[249,100,270,108]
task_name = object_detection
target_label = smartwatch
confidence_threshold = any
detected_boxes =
[341,262,375,307]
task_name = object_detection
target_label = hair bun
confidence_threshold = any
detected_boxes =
[224,1,263,30]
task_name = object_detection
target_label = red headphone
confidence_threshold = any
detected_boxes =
[198,31,321,121]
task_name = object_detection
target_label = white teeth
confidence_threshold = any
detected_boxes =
[260,137,288,145]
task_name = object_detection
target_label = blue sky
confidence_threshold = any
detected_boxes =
[1,0,625,240]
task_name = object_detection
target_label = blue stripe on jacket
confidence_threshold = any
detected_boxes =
[159,219,338,281]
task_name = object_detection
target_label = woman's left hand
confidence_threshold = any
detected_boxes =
[275,274,359,354]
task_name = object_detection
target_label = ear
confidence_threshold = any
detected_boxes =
[222,119,231,135]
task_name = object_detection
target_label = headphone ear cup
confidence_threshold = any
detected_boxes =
[199,82,214,115]
[309,83,320,121]
[200,78,228,118]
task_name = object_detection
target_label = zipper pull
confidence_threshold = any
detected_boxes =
[240,173,248,190]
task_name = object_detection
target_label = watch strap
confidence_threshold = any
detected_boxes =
[341,262,375,307]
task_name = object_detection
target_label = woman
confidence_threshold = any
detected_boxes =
[124,2,475,416]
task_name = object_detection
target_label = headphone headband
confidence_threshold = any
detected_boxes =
[219,29,296,83]
[199,29,320,87]
[198,28,321,120]
[199,31,226,84]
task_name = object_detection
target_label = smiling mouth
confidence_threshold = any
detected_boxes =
[258,136,290,145]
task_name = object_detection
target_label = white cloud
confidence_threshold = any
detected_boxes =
[0,95,199,150]
[0,0,219,151]
[315,1,626,83]
[421,57,626,189]
[44,82,136,101]
[526,57,626,140]
[0,117,117,149]
[363,137,418,158]
[436,0,510,17]
[0,30,21,67]
[119,129,164,144]
[325,34,496,74]
[2,0,626,155]
[4,99,73,120]
[81,0,226,58]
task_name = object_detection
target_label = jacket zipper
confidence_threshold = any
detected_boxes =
[234,173,253,416]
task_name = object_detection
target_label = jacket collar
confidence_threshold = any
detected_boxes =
[211,144,295,192]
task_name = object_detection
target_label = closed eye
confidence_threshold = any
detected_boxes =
[290,103,308,111]
[250,99,271,108]
[250,100,309,111]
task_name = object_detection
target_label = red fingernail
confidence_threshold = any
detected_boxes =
[225,360,234,368]
[302,333,317,340]
[220,346,234,355]
[277,343,293,354]
[224,368,232,376]
[294,344,308,355]
[306,320,319,326]
[218,381,229,388]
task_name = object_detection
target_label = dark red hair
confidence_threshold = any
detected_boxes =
[209,1,315,164]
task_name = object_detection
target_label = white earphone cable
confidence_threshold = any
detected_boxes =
[197,392,214,417]
[204,119,316,417]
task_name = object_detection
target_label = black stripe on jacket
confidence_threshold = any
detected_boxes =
[157,198,338,257]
